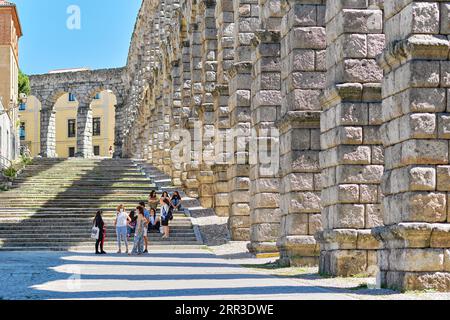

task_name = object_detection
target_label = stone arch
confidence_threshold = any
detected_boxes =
[29,68,127,158]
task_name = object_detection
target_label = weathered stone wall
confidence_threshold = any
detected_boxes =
[376,0,450,292]
[30,0,450,291]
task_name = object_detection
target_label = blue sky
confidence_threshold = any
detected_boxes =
[13,0,142,75]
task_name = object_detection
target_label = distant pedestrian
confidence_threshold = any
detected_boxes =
[109,146,114,158]
[115,204,131,254]
[93,210,106,254]
[160,198,172,239]
[130,206,146,255]
[139,201,150,253]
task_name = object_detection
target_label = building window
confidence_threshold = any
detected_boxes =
[94,93,100,100]
[93,146,100,156]
[19,122,25,140]
[68,93,76,102]
[19,103,26,111]
[68,119,76,138]
[68,147,75,158]
[93,117,101,136]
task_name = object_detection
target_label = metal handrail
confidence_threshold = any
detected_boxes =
[0,154,13,170]
[19,146,31,158]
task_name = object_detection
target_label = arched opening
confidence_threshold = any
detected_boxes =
[32,89,117,158]
[54,93,77,158]
[90,90,116,158]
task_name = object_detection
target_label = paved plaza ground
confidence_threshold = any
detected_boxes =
[0,243,449,300]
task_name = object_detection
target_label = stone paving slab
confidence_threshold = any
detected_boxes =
[0,246,449,300]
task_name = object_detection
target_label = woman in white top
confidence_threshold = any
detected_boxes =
[114,204,131,254]
[160,197,171,239]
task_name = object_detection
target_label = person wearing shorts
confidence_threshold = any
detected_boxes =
[115,205,131,254]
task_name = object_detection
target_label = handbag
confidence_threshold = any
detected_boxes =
[91,226,100,240]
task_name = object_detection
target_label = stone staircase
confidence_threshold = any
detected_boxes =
[0,158,202,251]
[133,161,231,246]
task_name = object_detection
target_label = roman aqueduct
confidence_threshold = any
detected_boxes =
[27,0,450,291]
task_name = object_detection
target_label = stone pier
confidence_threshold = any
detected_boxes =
[248,0,284,255]
[376,0,450,291]
[276,0,325,267]
[316,0,384,276]
[39,107,56,158]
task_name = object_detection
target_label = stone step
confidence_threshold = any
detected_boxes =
[6,187,157,192]
[0,227,194,232]
[1,191,154,196]
[0,234,198,240]
[14,178,150,183]
[0,218,190,224]
[0,217,192,223]
[0,208,187,212]
[0,216,191,226]
[0,244,204,251]
[0,196,155,201]
[0,241,201,247]
[13,179,152,184]
[0,208,186,213]
[0,196,157,201]
[0,230,194,235]
[0,158,201,251]
[21,168,144,177]
[0,203,158,207]
[0,223,194,229]
[23,165,139,169]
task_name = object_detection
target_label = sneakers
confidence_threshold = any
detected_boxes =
[143,249,148,253]
[117,250,122,254]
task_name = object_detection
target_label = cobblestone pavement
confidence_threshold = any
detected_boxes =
[0,244,449,300]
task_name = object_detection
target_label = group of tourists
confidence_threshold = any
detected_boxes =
[92,190,183,255]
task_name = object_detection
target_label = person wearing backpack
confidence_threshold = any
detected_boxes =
[160,198,172,239]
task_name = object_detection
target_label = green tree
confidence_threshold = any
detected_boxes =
[18,69,30,97]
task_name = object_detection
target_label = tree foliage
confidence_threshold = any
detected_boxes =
[18,69,31,97]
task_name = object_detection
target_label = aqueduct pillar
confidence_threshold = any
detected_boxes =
[376,0,450,291]
[316,0,385,276]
